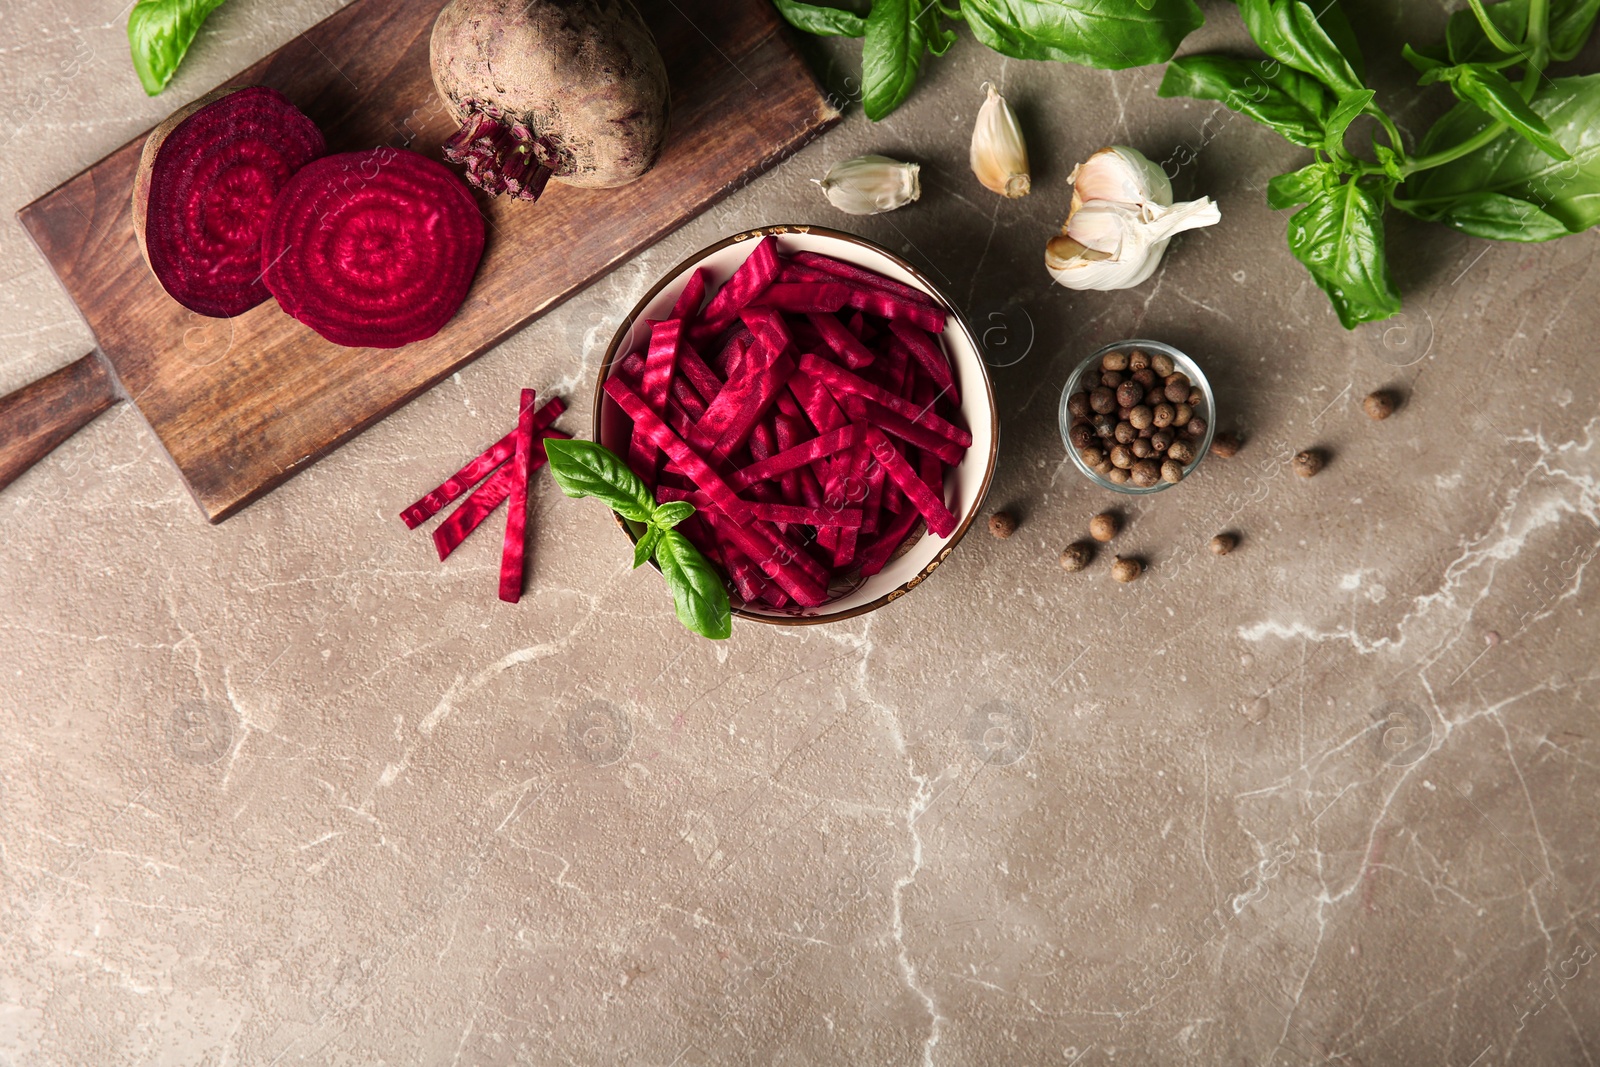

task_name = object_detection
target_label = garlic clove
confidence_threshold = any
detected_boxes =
[1069,145,1173,211]
[1045,234,1112,271]
[1063,200,1139,255]
[816,154,921,215]
[970,83,1030,198]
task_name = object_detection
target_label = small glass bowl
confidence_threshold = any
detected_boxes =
[1058,339,1216,495]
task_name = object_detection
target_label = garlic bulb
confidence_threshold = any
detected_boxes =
[1046,146,1220,291]
[970,83,1029,198]
[816,155,921,216]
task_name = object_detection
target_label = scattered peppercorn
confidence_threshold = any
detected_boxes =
[1059,542,1093,572]
[1210,431,1241,457]
[1089,512,1119,542]
[1111,556,1144,583]
[988,511,1018,539]
[1293,449,1325,478]
[1209,532,1237,556]
[1363,390,1398,420]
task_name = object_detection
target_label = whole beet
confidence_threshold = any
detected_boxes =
[430,0,670,201]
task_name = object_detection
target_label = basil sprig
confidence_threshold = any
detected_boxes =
[1160,0,1600,329]
[774,0,1201,121]
[127,0,228,96]
[544,440,732,640]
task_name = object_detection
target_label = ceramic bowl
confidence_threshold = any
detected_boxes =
[593,224,998,624]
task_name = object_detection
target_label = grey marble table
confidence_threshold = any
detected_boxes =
[2,1,1597,1063]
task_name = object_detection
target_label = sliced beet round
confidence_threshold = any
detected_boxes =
[133,86,326,318]
[260,148,486,349]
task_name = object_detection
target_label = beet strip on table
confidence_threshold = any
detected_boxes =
[496,389,538,603]
[432,430,565,561]
[399,396,565,528]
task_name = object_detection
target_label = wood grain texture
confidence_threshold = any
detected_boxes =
[16,0,838,522]
[0,353,119,493]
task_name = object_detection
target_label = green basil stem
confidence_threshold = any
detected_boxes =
[1400,119,1509,175]
[1404,0,1553,179]
[1366,106,1405,154]
[1465,0,1523,53]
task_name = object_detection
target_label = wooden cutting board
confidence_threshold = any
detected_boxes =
[14,0,838,522]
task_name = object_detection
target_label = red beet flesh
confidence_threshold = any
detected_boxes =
[260,148,486,348]
[141,87,325,317]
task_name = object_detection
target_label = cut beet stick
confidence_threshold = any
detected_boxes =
[671,268,709,322]
[808,313,875,370]
[399,396,565,528]
[433,442,557,561]
[694,235,780,339]
[746,282,850,314]
[727,425,861,491]
[797,354,971,447]
[889,319,957,400]
[656,486,863,529]
[789,251,939,307]
[498,389,538,603]
[604,377,753,524]
[709,352,796,465]
[865,427,957,537]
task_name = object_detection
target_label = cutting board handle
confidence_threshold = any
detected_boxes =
[0,353,120,493]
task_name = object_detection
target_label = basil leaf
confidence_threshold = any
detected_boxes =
[542,440,655,524]
[650,500,695,529]
[1236,0,1366,97]
[127,0,229,96]
[1423,64,1571,161]
[1402,42,1450,73]
[1324,89,1377,157]
[962,0,1204,69]
[773,0,867,38]
[1285,177,1403,329]
[1445,0,1523,63]
[1403,191,1571,242]
[1375,144,1406,181]
[862,0,925,121]
[1267,161,1340,209]
[1408,75,1600,234]
[1550,0,1600,60]
[654,530,733,640]
[632,526,662,569]
[1158,55,1335,148]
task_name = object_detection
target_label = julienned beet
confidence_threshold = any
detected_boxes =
[133,86,325,317]
[259,149,486,349]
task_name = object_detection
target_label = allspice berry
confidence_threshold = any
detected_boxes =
[1293,449,1325,478]
[1211,432,1241,458]
[1128,405,1153,430]
[1131,459,1161,488]
[1089,512,1119,542]
[1128,349,1150,371]
[1069,422,1096,450]
[1116,380,1144,409]
[1101,350,1129,372]
[1160,459,1184,484]
[1111,556,1144,583]
[1152,402,1176,428]
[1107,467,1131,485]
[1363,390,1398,420]
[1167,439,1196,465]
[1110,445,1135,469]
[1067,392,1090,419]
[1090,387,1117,415]
[1210,532,1237,556]
[988,511,1018,539]
[1059,542,1093,572]
[1163,373,1192,404]
[1151,352,1175,377]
